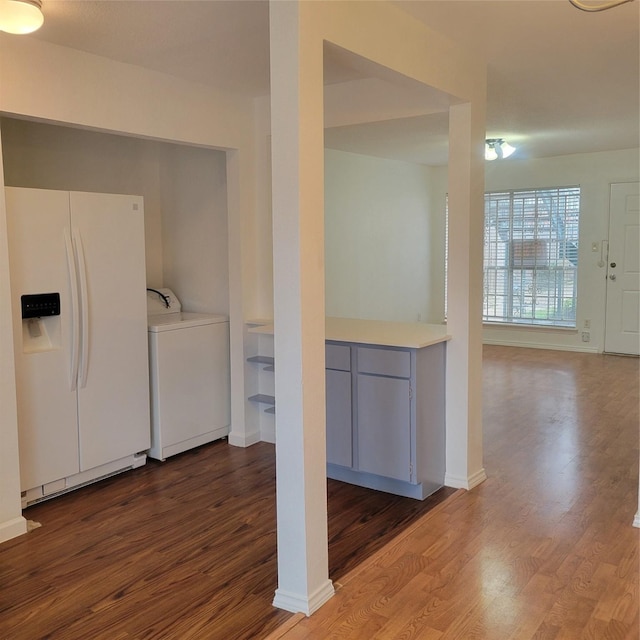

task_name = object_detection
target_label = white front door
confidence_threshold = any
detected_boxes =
[604,182,640,355]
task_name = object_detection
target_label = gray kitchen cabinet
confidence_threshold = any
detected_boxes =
[326,369,353,468]
[326,340,446,500]
[325,342,353,468]
[356,373,411,481]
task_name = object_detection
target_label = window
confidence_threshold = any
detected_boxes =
[483,187,580,327]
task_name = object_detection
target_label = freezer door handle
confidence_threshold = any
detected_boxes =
[73,228,90,389]
[64,228,80,391]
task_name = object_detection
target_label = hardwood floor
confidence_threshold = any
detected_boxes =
[0,424,453,639]
[269,346,640,640]
[1,346,637,639]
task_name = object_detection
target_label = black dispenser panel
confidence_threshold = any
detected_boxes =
[21,293,61,319]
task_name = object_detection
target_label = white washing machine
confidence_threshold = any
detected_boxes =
[146,288,230,461]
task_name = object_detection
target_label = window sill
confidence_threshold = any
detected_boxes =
[483,322,577,332]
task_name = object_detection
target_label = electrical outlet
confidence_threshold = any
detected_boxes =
[581,331,591,342]
[584,319,591,329]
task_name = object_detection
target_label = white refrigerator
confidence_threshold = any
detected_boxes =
[6,187,150,506]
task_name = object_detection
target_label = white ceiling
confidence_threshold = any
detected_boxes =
[26,0,640,165]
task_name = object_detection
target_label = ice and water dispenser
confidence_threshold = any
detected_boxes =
[20,292,61,353]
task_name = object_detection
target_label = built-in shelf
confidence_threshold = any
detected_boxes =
[248,393,276,414]
[248,393,275,404]
[246,321,276,422]
[246,318,273,327]
[247,355,275,371]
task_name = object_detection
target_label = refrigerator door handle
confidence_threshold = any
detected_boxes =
[64,228,80,391]
[73,228,90,389]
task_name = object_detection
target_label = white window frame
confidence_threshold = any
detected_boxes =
[483,186,580,327]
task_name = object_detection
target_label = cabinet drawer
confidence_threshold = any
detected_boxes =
[326,343,351,371]
[357,346,411,378]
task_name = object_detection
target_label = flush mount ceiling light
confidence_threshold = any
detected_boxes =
[485,139,516,161]
[569,0,634,11]
[0,0,44,34]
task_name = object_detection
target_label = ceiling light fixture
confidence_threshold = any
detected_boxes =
[485,139,516,161]
[0,0,44,34]
[569,0,634,11]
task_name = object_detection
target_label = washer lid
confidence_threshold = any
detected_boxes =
[148,311,228,332]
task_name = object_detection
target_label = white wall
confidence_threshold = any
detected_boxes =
[159,143,229,315]
[1,119,230,316]
[252,95,275,321]
[1,118,165,285]
[428,149,640,352]
[482,148,639,352]
[324,149,442,324]
[325,147,640,354]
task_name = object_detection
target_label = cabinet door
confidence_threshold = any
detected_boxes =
[356,374,411,482]
[326,369,352,468]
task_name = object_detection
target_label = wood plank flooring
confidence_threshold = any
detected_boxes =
[269,346,640,640]
[0,425,453,639]
[1,346,637,639]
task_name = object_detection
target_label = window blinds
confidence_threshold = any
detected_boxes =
[483,186,581,326]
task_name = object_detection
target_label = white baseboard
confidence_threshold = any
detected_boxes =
[227,429,261,448]
[445,468,487,490]
[633,511,640,528]
[273,579,335,615]
[468,468,488,489]
[0,516,28,544]
[483,338,598,353]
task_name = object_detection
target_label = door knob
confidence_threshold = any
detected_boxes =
[609,274,617,280]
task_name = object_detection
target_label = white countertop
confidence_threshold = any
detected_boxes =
[248,317,451,349]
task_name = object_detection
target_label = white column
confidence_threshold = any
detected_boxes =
[226,148,260,447]
[0,128,28,543]
[269,0,334,614]
[444,102,487,490]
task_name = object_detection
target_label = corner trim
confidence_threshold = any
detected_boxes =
[273,579,335,615]
[0,516,28,544]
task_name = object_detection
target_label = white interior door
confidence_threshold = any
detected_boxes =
[604,182,640,355]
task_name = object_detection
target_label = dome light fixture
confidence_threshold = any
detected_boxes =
[485,139,516,161]
[569,0,634,11]
[0,0,44,35]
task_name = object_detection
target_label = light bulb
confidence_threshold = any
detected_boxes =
[500,142,516,158]
[0,0,44,35]
[485,144,498,161]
